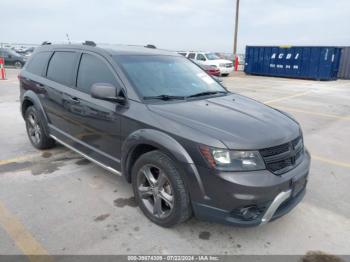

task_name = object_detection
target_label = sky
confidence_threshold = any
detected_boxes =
[2,0,350,53]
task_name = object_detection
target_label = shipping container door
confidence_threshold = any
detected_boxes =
[330,48,341,79]
[257,47,265,74]
[318,48,332,80]
[253,47,260,74]
[263,47,272,75]
[309,47,321,79]
[299,47,311,78]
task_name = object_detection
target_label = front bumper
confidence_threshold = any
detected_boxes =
[184,150,311,226]
[219,67,233,74]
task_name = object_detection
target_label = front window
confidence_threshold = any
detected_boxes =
[205,53,220,60]
[115,55,226,99]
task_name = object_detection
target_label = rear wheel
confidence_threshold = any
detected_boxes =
[14,61,23,69]
[132,150,192,227]
[25,106,55,149]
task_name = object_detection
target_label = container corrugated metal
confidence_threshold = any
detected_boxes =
[338,47,350,79]
[244,46,341,80]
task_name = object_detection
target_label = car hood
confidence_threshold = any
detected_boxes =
[148,94,300,150]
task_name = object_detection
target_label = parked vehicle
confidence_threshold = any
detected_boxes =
[178,51,233,76]
[198,64,220,76]
[20,43,310,227]
[16,47,36,57]
[0,48,27,68]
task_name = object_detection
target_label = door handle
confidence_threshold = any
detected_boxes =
[70,97,81,104]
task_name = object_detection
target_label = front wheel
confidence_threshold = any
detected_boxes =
[132,150,192,227]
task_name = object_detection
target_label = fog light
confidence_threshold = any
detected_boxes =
[239,206,260,220]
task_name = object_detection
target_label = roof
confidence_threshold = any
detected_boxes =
[35,43,180,57]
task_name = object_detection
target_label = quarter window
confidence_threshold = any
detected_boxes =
[77,53,117,93]
[26,52,52,76]
[47,52,78,86]
[196,54,206,61]
[188,53,196,59]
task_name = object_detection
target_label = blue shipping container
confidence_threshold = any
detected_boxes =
[244,46,341,80]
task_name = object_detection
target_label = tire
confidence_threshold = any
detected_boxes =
[221,73,229,77]
[132,150,192,227]
[25,106,55,149]
[14,61,23,69]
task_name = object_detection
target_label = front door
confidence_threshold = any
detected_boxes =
[65,52,123,170]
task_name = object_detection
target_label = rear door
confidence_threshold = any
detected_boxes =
[41,50,81,141]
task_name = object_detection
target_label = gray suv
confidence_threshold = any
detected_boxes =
[19,43,310,227]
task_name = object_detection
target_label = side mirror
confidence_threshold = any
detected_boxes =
[91,83,125,104]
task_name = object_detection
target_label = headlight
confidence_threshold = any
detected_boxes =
[200,146,266,171]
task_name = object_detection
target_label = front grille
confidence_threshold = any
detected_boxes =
[260,136,304,175]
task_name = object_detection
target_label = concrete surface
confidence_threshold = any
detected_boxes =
[0,69,350,256]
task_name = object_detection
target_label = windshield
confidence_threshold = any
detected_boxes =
[115,55,226,99]
[205,53,220,60]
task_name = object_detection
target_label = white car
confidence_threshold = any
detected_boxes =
[178,51,233,76]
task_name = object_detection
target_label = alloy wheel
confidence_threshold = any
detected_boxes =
[137,164,174,219]
[14,61,22,69]
[27,113,42,145]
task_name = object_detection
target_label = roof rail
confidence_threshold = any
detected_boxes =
[83,41,96,47]
[145,44,156,49]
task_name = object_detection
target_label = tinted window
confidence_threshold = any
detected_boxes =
[47,51,78,86]
[26,52,52,75]
[1,50,9,58]
[196,54,206,61]
[205,53,220,60]
[188,53,195,59]
[77,53,117,93]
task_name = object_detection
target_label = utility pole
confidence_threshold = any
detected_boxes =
[233,0,240,56]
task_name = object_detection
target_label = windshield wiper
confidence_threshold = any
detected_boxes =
[186,91,227,98]
[143,95,186,101]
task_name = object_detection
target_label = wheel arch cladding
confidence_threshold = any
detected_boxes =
[22,91,50,134]
[121,129,194,183]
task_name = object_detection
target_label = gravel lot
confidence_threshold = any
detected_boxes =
[0,69,350,257]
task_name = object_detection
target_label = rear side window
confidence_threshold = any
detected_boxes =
[47,51,78,86]
[77,53,117,93]
[26,52,52,76]
[196,53,206,61]
[188,53,195,59]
